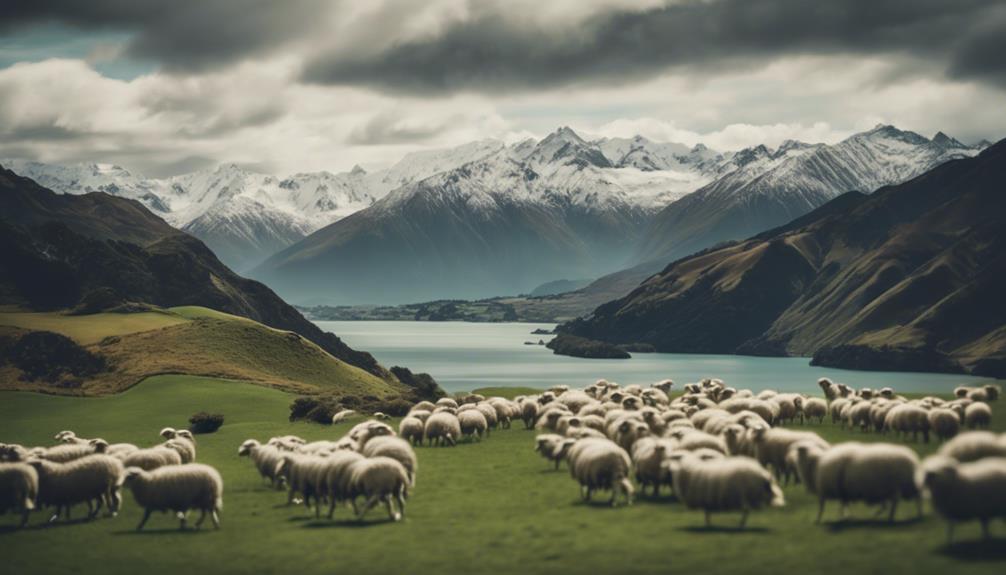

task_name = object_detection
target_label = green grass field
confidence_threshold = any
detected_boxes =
[0,309,188,344]
[1,376,1005,575]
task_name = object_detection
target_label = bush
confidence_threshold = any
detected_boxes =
[188,412,225,434]
[8,330,107,383]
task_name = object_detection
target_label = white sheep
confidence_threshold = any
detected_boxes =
[566,438,634,506]
[331,409,357,424]
[435,397,459,409]
[0,462,38,527]
[922,456,1006,543]
[275,454,328,512]
[321,450,366,518]
[372,412,391,421]
[123,463,223,530]
[38,439,108,463]
[520,401,540,430]
[424,412,461,447]
[964,402,992,429]
[927,408,961,442]
[535,434,572,470]
[937,432,1006,462]
[631,437,676,496]
[349,420,396,448]
[802,397,828,424]
[750,427,828,481]
[237,440,287,489]
[121,446,183,470]
[346,456,410,521]
[799,442,921,523]
[361,436,418,486]
[160,429,197,462]
[54,430,91,445]
[398,417,425,446]
[669,453,784,528]
[29,454,124,522]
[458,410,488,441]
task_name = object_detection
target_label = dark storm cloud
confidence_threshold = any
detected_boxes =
[302,0,1006,94]
[347,113,451,145]
[0,0,329,72]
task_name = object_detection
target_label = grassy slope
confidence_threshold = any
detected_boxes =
[1,376,1004,575]
[0,309,188,345]
[0,308,404,396]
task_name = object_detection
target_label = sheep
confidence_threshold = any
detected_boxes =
[928,408,961,442]
[237,440,287,488]
[798,442,922,523]
[361,436,417,486]
[818,378,837,400]
[631,437,676,496]
[38,439,108,463]
[669,429,728,455]
[331,409,357,424]
[121,446,183,471]
[964,402,992,429]
[922,456,1006,543]
[407,409,432,423]
[0,462,38,527]
[29,454,124,522]
[668,453,784,528]
[373,412,391,421]
[160,429,197,463]
[750,427,828,480]
[520,401,540,430]
[487,397,515,428]
[267,435,306,451]
[345,456,410,521]
[275,453,329,512]
[93,439,138,458]
[474,403,499,432]
[398,417,425,446]
[450,410,484,442]
[802,397,828,424]
[54,431,91,445]
[651,379,674,395]
[612,418,650,452]
[320,450,366,518]
[937,432,1006,462]
[536,434,570,469]
[424,412,461,447]
[349,421,396,448]
[566,438,634,507]
[298,440,342,455]
[411,400,436,413]
[435,397,459,409]
[123,463,223,530]
[884,404,931,443]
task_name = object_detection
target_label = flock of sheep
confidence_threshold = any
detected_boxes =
[527,378,1006,541]
[2,377,1005,545]
[0,427,221,530]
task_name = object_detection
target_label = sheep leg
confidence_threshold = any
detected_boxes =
[195,509,207,528]
[357,495,379,520]
[20,508,30,528]
[815,499,826,524]
[395,487,407,519]
[384,496,401,522]
[136,509,152,531]
[739,510,749,529]
[327,496,338,519]
[887,499,898,523]
[211,509,220,529]
[178,511,188,531]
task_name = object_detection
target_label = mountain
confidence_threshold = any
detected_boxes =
[0,164,397,379]
[559,139,1006,377]
[251,127,720,305]
[634,125,985,267]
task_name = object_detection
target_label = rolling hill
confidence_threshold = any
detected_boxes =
[560,138,1006,377]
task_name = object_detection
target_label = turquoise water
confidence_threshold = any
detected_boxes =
[318,321,1001,394]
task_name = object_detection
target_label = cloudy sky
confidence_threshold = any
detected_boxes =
[1,0,1004,177]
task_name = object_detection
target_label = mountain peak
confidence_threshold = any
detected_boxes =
[931,131,965,149]
[349,164,367,176]
[547,125,587,144]
[862,124,929,146]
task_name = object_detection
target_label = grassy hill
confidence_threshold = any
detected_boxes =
[0,307,407,397]
[0,377,1003,575]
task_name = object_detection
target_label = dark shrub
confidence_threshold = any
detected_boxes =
[189,412,225,434]
[376,398,413,417]
[8,330,106,383]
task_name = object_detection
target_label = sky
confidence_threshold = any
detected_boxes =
[1,0,1004,177]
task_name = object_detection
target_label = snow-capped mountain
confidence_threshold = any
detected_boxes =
[634,124,985,267]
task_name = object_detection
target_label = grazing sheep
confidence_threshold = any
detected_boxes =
[160,429,197,463]
[411,401,437,413]
[54,431,91,445]
[928,409,961,442]
[964,402,992,429]
[398,417,425,446]
[651,380,674,395]
[474,403,499,432]
[521,401,540,430]
[331,409,357,424]
[922,456,1006,543]
[631,438,676,496]
[799,442,922,523]
[123,464,223,530]
[237,440,287,488]
[30,454,124,521]
[424,412,461,447]
[373,412,391,421]
[884,404,931,443]
[122,446,183,471]
[267,435,306,451]
[361,436,417,486]
[669,453,784,528]
[349,421,396,449]
[435,397,459,409]
[458,410,489,441]
[275,454,328,511]
[0,462,38,527]
[536,434,571,470]
[320,450,366,518]
[802,398,828,424]
[93,439,138,458]
[566,438,634,507]
[345,456,410,521]
[937,432,1006,462]
[750,427,828,480]
[38,440,108,463]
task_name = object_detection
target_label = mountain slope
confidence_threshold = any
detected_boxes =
[0,165,392,379]
[560,139,1006,377]
[634,125,984,266]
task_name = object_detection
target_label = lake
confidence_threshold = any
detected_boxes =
[317,321,1001,394]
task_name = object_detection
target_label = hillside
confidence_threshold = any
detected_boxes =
[0,307,408,396]
[561,139,1006,377]
[0,165,388,378]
